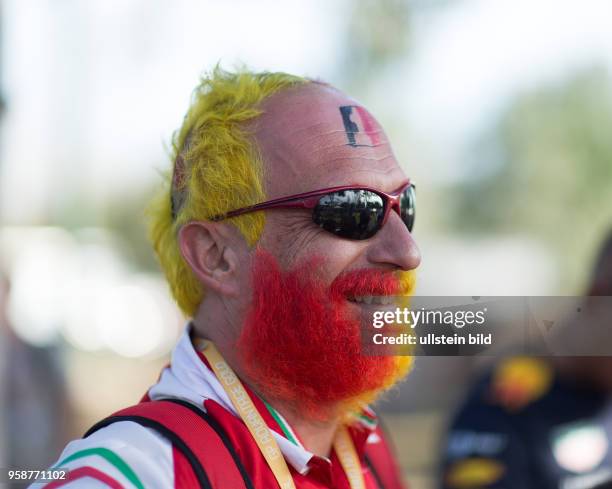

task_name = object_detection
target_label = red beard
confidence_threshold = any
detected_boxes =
[236,249,411,420]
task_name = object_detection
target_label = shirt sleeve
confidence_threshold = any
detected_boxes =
[29,421,175,489]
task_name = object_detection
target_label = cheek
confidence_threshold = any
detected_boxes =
[297,236,363,282]
[224,248,257,332]
[261,222,365,284]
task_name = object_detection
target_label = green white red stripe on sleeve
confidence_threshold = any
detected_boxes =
[43,467,125,488]
[29,421,173,489]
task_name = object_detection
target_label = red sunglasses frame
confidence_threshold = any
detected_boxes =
[210,180,414,226]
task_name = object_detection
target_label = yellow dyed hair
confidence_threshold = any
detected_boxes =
[148,67,309,316]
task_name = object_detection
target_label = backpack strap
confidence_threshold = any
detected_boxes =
[162,398,254,489]
[85,399,253,489]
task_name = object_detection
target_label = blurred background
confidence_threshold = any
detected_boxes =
[1,0,612,488]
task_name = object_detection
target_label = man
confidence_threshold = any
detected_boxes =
[37,68,421,488]
[438,230,612,489]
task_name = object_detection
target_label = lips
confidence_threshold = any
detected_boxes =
[331,270,401,303]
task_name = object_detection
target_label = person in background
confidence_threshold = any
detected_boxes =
[1,272,72,489]
[438,229,612,489]
[0,273,8,470]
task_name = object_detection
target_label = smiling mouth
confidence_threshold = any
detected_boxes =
[347,295,395,305]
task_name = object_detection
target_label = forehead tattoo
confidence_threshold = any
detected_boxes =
[338,105,381,148]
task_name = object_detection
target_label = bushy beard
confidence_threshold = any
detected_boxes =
[236,249,415,421]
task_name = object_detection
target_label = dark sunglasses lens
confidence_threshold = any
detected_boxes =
[399,184,416,232]
[313,190,385,240]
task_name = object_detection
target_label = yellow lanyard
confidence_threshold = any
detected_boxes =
[201,342,366,489]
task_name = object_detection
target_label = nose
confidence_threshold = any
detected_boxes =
[366,210,421,271]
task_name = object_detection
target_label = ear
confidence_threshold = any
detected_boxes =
[178,221,242,298]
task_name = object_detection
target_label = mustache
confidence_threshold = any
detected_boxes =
[330,268,417,300]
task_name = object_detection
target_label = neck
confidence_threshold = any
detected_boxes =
[190,322,342,457]
[262,397,341,458]
[229,357,342,457]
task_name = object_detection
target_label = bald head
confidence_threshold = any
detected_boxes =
[251,83,405,199]
[244,82,420,276]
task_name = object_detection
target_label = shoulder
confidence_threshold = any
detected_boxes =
[444,357,557,460]
[31,421,174,488]
[457,356,556,418]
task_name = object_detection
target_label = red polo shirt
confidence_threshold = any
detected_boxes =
[36,325,407,489]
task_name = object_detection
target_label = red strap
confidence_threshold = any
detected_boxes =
[173,446,201,489]
[111,400,247,489]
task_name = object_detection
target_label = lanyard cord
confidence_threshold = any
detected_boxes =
[201,342,366,489]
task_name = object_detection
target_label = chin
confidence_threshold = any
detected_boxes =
[237,248,416,421]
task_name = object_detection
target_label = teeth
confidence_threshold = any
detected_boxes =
[350,295,394,305]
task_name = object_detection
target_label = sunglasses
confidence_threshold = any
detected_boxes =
[211,181,415,240]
